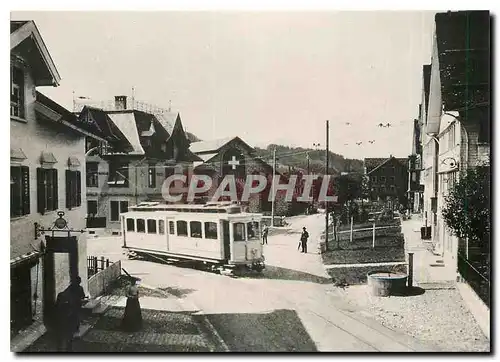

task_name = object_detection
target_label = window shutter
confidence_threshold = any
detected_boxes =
[76,171,82,206]
[52,169,58,210]
[21,166,30,215]
[110,201,119,221]
[37,168,45,214]
[66,170,72,209]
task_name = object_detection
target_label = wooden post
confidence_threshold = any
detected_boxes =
[350,216,353,243]
[94,256,98,274]
[408,252,414,287]
[106,259,110,268]
[101,256,105,271]
[372,222,376,248]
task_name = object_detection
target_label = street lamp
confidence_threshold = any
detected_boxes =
[85,146,100,157]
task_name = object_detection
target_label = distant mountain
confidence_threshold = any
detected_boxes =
[254,144,364,175]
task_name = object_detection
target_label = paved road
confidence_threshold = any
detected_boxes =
[87,214,438,352]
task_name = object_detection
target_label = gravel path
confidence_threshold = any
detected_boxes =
[336,284,490,352]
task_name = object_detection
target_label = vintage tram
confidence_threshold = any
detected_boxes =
[120,202,265,273]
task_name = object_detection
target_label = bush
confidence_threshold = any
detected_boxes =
[359,208,369,223]
[377,208,394,222]
[442,166,490,249]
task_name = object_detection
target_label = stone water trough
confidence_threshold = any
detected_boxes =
[367,270,408,297]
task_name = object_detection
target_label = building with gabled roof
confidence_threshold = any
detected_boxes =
[190,136,308,217]
[81,96,201,232]
[364,156,408,207]
[10,20,130,336]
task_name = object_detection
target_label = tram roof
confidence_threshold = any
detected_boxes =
[128,202,261,215]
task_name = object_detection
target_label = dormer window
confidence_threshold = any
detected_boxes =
[11,65,25,119]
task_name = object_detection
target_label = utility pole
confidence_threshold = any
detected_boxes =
[325,120,330,250]
[306,152,310,175]
[271,147,276,227]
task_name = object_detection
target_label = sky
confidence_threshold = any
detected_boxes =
[11,11,436,160]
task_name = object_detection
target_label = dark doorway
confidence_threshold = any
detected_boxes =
[11,265,33,334]
[43,236,79,326]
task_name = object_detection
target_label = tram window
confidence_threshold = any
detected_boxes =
[126,218,135,232]
[169,221,175,234]
[233,223,246,242]
[247,222,259,240]
[204,222,218,239]
[177,221,188,236]
[159,220,165,235]
[137,219,145,233]
[147,219,157,234]
[190,221,202,238]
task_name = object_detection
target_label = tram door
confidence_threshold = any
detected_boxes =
[222,220,231,260]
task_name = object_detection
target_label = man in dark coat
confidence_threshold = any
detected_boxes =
[55,290,72,351]
[300,227,309,253]
[262,226,269,245]
[69,276,87,334]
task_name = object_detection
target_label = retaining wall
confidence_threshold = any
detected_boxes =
[88,260,122,298]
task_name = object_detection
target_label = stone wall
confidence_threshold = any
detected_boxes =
[88,260,122,298]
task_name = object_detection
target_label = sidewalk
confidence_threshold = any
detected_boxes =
[332,215,490,351]
[401,216,457,284]
[22,285,227,352]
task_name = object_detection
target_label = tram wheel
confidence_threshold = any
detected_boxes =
[253,264,265,273]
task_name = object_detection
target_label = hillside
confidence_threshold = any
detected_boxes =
[254,144,364,175]
[187,135,363,174]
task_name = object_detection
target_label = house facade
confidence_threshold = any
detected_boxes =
[190,137,307,216]
[421,11,490,275]
[80,97,201,233]
[10,21,117,334]
[408,64,430,214]
[364,156,409,208]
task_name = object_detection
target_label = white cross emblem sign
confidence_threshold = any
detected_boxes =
[228,155,240,170]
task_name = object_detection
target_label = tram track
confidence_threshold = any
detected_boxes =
[235,276,435,352]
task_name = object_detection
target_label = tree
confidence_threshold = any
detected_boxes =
[333,174,361,207]
[441,166,490,250]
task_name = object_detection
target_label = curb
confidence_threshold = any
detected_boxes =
[456,282,490,340]
[196,314,230,352]
[11,322,47,353]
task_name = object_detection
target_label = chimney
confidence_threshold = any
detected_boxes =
[115,96,127,110]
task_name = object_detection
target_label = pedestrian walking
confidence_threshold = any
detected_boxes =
[122,278,143,332]
[300,227,309,253]
[262,226,269,245]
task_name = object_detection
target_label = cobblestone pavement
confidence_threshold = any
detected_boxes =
[23,307,219,352]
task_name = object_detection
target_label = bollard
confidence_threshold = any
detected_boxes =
[408,252,414,288]
[350,216,353,243]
